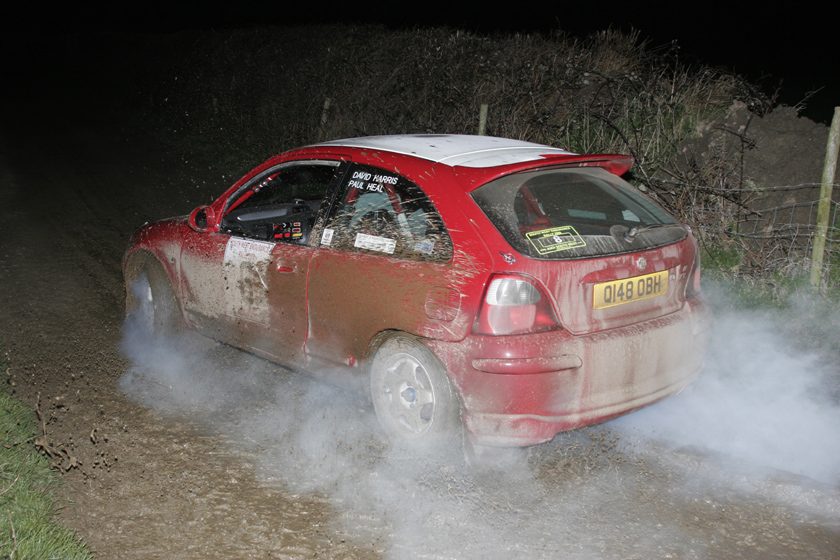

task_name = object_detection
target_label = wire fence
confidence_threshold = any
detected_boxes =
[700,182,840,283]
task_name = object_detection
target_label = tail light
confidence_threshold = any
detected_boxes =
[474,274,560,335]
[686,239,702,299]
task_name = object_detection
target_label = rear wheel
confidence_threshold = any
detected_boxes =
[124,254,182,337]
[369,336,460,444]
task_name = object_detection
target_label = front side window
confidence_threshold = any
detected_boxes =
[220,161,343,243]
[472,167,685,259]
[319,164,452,262]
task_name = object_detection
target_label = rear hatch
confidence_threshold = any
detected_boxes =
[471,166,696,335]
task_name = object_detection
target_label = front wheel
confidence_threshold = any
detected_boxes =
[124,253,182,338]
[369,336,460,444]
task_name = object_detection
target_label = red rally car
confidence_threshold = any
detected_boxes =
[123,134,709,448]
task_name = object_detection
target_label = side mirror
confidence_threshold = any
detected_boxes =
[188,205,217,232]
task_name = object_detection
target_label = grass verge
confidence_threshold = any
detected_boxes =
[1,367,92,559]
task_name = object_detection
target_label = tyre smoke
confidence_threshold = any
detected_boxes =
[611,284,840,487]
[119,278,840,559]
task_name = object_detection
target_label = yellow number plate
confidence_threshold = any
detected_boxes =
[593,270,669,310]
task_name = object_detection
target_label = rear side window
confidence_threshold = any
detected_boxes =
[472,167,685,259]
[320,163,453,262]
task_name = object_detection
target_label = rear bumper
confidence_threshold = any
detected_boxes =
[461,375,696,446]
[429,299,709,447]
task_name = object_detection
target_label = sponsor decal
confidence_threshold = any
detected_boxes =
[413,239,436,254]
[354,232,396,254]
[224,236,273,261]
[320,228,334,246]
[223,236,273,324]
[525,226,586,255]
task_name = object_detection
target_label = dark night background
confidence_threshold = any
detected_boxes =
[2,2,838,124]
[1,5,840,558]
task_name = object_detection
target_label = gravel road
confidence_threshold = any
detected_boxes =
[1,106,838,559]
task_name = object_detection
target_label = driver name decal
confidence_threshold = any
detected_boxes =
[347,170,400,194]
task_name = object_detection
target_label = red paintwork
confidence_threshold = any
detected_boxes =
[123,138,709,447]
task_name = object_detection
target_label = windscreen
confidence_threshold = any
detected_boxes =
[471,167,686,259]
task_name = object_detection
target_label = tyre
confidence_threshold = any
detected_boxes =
[124,253,182,337]
[369,335,460,444]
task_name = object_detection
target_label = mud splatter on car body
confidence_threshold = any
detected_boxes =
[123,134,709,447]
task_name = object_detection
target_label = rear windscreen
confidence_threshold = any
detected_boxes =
[471,167,686,259]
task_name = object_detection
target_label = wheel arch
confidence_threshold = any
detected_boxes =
[364,329,407,362]
[365,329,465,403]
[122,248,183,317]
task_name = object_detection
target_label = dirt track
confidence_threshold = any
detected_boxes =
[1,106,839,559]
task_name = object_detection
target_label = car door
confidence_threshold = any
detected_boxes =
[305,162,458,367]
[180,159,345,361]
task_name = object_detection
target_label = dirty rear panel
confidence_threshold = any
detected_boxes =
[429,299,708,446]
[530,237,696,334]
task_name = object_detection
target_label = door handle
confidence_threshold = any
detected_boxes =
[275,263,296,273]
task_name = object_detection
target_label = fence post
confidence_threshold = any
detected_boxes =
[318,97,332,140]
[810,106,840,288]
[478,104,488,136]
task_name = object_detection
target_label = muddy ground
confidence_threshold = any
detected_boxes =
[1,100,839,560]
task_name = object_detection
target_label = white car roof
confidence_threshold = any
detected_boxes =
[314,134,574,168]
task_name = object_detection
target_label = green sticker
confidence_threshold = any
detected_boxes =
[525,226,586,255]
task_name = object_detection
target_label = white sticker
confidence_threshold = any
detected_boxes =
[224,237,274,262]
[414,239,435,254]
[320,228,334,247]
[223,237,273,325]
[354,232,396,254]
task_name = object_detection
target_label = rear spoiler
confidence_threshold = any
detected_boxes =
[452,154,635,192]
